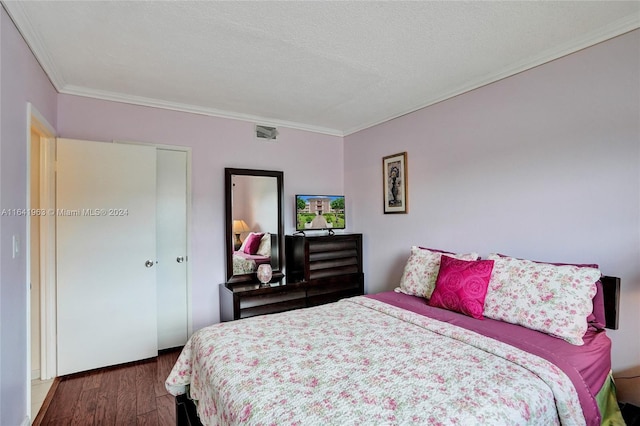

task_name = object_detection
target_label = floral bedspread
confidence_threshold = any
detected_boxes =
[232,254,256,275]
[166,296,585,425]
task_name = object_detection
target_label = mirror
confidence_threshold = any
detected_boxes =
[225,168,284,283]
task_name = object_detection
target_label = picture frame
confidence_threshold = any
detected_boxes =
[382,152,408,214]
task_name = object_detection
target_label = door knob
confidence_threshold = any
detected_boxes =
[145,260,155,268]
[176,256,185,263]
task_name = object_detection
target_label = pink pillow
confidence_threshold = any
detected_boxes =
[242,233,264,255]
[428,255,494,319]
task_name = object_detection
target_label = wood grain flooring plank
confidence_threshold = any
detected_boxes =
[136,410,159,426]
[44,416,73,426]
[155,350,179,397]
[82,369,104,390]
[70,388,98,426]
[39,348,183,426]
[42,375,84,421]
[115,364,138,426]
[93,365,122,426]
[154,372,166,397]
[93,392,117,426]
[99,363,124,399]
[155,394,176,426]
[136,361,157,415]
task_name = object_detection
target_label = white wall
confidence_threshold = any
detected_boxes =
[248,177,278,235]
[345,30,640,403]
[233,175,278,235]
[1,6,58,425]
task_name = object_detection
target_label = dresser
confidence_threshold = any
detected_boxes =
[286,233,364,307]
[219,233,364,321]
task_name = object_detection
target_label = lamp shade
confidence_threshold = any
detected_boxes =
[233,220,250,234]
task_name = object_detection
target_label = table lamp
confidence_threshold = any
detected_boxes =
[232,219,250,248]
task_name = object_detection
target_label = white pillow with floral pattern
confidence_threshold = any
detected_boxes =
[256,233,271,257]
[396,246,479,299]
[483,254,600,345]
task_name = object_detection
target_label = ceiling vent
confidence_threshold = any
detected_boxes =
[256,125,278,141]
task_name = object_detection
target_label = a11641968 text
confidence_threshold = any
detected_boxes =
[1,208,129,217]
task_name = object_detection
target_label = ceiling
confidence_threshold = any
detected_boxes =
[3,1,639,136]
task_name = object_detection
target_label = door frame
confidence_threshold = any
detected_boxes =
[115,140,193,338]
[26,103,56,393]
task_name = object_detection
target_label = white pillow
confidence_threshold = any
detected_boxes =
[256,233,271,257]
[396,246,479,299]
[483,254,600,345]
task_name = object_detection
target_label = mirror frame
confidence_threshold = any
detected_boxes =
[225,168,284,283]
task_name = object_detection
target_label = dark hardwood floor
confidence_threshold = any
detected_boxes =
[35,348,182,426]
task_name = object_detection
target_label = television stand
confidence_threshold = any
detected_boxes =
[285,233,364,306]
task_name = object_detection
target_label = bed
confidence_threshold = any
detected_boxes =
[231,251,271,275]
[166,248,624,425]
[232,233,274,275]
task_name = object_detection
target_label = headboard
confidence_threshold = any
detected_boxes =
[601,276,620,330]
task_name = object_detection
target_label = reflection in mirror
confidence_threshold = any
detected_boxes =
[225,168,283,283]
[231,175,277,274]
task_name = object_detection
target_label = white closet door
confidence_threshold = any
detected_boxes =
[156,149,188,349]
[56,138,158,375]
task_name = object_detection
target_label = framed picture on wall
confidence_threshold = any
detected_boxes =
[382,152,408,214]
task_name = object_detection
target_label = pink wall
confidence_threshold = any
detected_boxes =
[3,1,638,417]
[1,9,343,421]
[345,29,640,403]
[56,95,345,331]
[1,7,58,425]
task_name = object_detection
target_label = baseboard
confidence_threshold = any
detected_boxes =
[31,369,40,380]
[21,415,30,426]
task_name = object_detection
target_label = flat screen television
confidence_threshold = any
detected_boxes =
[296,195,345,231]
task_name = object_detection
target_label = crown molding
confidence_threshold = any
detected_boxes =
[5,0,637,138]
[60,85,345,137]
[343,15,640,136]
[2,1,67,91]
[2,0,342,136]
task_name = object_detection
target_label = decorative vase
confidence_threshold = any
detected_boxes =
[257,264,273,286]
